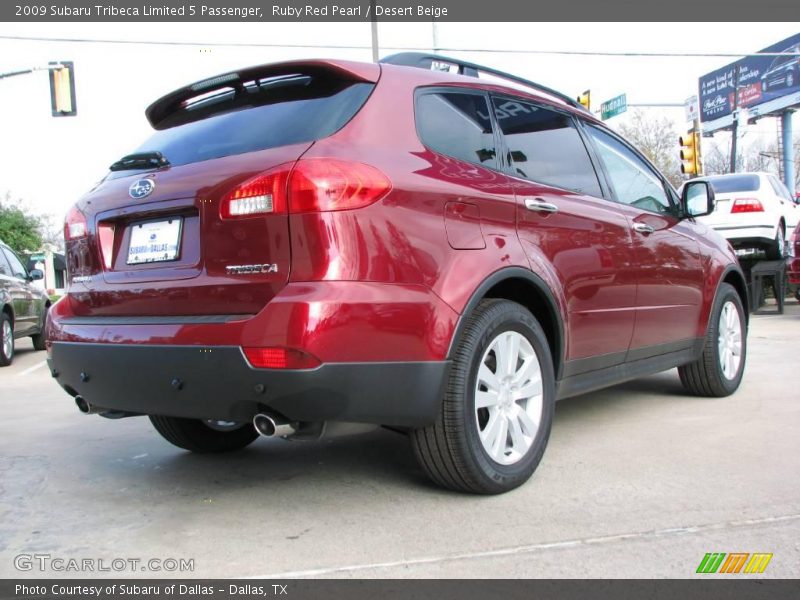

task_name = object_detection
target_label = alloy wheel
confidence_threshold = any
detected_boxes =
[717,300,743,380]
[475,331,543,465]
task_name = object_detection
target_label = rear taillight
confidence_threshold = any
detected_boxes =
[64,205,88,240]
[243,347,321,369]
[219,159,391,219]
[288,159,391,214]
[220,165,290,218]
[730,197,764,213]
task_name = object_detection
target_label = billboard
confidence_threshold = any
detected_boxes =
[699,32,800,132]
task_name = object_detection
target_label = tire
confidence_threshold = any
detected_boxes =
[31,305,48,351]
[766,223,785,260]
[149,416,259,453]
[1,313,14,367]
[795,289,800,303]
[411,299,555,494]
[679,283,746,397]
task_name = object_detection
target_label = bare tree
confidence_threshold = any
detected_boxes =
[616,109,682,188]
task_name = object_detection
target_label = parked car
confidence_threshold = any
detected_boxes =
[0,239,50,366]
[761,43,800,92]
[47,54,749,494]
[788,221,800,302]
[688,172,800,259]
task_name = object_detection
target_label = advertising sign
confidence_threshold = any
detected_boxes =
[699,32,800,132]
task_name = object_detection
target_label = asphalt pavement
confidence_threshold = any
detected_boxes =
[1,302,798,578]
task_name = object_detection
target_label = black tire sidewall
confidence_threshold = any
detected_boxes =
[708,285,747,394]
[459,303,555,492]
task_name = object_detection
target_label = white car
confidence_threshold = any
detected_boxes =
[689,172,800,259]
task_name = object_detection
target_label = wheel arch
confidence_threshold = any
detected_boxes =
[717,264,749,327]
[1,302,12,326]
[446,267,565,380]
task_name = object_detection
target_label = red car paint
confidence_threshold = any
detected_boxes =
[48,58,745,408]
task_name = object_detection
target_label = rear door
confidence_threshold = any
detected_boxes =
[490,95,637,372]
[66,66,375,317]
[1,247,35,334]
[582,123,704,353]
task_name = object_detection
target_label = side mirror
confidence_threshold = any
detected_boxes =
[28,269,44,281]
[682,181,715,218]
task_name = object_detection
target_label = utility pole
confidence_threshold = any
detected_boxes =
[370,0,378,62]
[729,66,739,173]
[781,110,795,195]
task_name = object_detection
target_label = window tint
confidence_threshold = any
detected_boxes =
[3,248,27,279]
[130,78,374,168]
[704,174,761,193]
[416,92,497,169]
[0,248,11,276]
[586,125,671,213]
[491,97,602,197]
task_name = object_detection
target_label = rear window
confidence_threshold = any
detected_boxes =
[705,174,761,193]
[131,77,374,168]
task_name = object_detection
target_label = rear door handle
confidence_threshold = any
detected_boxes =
[524,197,559,213]
[633,223,655,235]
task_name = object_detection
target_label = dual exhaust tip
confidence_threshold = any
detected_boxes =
[76,396,295,438]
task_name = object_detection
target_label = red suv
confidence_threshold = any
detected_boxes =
[47,54,749,494]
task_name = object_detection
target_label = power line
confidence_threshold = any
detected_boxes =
[1,34,799,58]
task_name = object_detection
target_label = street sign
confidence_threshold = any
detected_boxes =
[601,94,627,120]
[30,254,46,261]
[684,95,699,123]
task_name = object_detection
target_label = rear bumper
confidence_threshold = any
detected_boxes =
[711,225,775,246]
[48,342,448,427]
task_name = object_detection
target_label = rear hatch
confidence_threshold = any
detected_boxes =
[65,60,377,317]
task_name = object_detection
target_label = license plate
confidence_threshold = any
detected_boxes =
[127,218,182,265]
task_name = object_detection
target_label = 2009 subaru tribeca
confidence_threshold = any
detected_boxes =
[47,53,748,494]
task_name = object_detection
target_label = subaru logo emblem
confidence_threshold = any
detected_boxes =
[129,179,155,199]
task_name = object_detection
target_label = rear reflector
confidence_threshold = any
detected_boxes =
[731,197,764,213]
[64,205,88,240]
[243,347,321,369]
[219,159,390,219]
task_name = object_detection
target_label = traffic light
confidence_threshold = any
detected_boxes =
[577,90,591,111]
[48,61,76,117]
[679,131,702,176]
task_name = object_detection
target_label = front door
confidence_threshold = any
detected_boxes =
[582,124,704,354]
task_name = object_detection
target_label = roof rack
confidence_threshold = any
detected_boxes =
[379,52,587,113]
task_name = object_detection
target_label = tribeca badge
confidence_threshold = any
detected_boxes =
[696,552,773,574]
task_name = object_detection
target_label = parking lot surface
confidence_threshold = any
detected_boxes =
[1,302,799,578]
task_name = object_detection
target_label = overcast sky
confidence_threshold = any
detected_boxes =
[0,21,798,224]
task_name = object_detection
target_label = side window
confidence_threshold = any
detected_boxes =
[3,248,27,279]
[585,125,672,214]
[769,175,794,203]
[491,97,602,197]
[416,91,497,170]
[0,249,11,276]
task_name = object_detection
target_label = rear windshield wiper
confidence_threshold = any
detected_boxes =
[109,151,170,172]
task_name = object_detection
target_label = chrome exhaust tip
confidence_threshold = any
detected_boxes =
[253,413,296,438]
[75,395,98,414]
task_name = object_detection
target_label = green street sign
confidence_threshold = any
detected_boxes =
[30,254,46,261]
[601,93,627,120]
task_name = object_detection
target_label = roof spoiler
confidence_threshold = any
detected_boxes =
[145,59,380,129]
[380,52,587,113]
